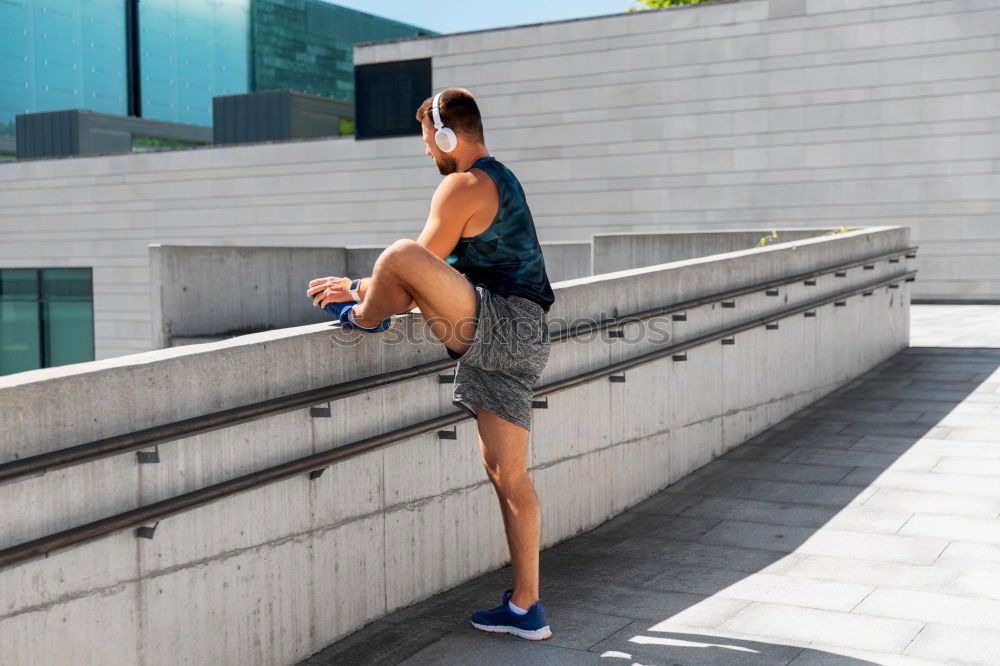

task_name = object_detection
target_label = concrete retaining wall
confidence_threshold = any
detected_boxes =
[0,0,992,360]
[0,226,912,665]
[338,241,592,284]
[150,245,346,347]
[592,227,840,275]
[151,241,593,346]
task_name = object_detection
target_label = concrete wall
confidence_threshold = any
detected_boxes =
[0,0,993,361]
[153,230,853,345]
[0,227,912,666]
[150,245,345,347]
[592,227,840,274]
[151,241,593,346]
[358,0,1000,303]
[339,241,592,284]
[540,240,592,282]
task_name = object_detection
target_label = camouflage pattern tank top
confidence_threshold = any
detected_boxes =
[446,156,555,311]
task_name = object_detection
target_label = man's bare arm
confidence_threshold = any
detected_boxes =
[416,172,480,259]
[362,172,481,309]
[306,172,481,309]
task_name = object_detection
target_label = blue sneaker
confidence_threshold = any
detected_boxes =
[470,589,552,641]
[318,300,391,333]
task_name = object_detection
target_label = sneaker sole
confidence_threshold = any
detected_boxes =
[470,621,552,641]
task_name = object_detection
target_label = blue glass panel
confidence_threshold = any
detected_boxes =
[40,268,94,368]
[251,0,434,104]
[0,269,42,374]
[0,269,39,299]
[41,267,91,300]
[0,301,42,374]
[0,268,94,374]
[43,300,94,366]
[0,0,126,137]
[139,0,250,127]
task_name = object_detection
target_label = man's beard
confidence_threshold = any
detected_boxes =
[436,154,458,176]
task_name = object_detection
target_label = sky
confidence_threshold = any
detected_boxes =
[329,1,637,35]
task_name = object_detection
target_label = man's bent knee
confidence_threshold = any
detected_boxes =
[378,239,425,270]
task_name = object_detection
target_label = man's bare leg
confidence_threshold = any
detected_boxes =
[351,239,477,355]
[478,409,541,609]
[350,240,542,605]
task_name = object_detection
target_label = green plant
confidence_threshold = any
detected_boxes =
[754,226,856,250]
[821,225,854,236]
[754,230,779,248]
[628,0,723,10]
[131,134,206,152]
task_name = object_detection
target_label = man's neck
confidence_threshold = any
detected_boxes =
[455,146,491,173]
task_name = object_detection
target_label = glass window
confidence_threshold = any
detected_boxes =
[252,0,434,106]
[0,0,127,137]
[139,0,251,127]
[0,269,42,375]
[0,268,94,375]
[354,58,431,140]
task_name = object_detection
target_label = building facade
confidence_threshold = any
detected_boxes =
[0,0,434,137]
[3,0,1000,374]
[0,0,432,373]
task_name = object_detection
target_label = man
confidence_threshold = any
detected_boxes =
[306,87,555,641]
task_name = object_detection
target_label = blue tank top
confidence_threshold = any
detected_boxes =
[446,156,555,312]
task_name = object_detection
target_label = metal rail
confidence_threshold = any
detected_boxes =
[0,268,916,569]
[0,245,918,484]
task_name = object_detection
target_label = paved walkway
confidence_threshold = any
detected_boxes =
[302,305,1000,666]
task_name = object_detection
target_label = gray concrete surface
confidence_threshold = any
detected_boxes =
[300,305,1000,666]
[150,244,347,347]
[910,305,1000,348]
[592,229,839,275]
[341,242,592,285]
[152,241,592,347]
[0,227,913,665]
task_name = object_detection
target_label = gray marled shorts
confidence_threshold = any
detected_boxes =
[447,284,551,431]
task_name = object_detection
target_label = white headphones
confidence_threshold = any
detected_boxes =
[431,92,458,153]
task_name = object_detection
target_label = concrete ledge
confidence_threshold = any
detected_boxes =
[591,228,843,275]
[151,241,595,347]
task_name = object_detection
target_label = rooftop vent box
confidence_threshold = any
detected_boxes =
[212,89,354,145]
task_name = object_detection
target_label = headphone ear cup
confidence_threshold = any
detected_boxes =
[435,127,458,153]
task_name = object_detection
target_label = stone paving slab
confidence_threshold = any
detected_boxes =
[791,643,944,666]
[854,588,1000,631]
[903,624,1000,666]
[300,305,1000,665]
[717,602,923,654]
[936,541,1000,574]
[680,497,859,529]
[589,623,807,666]
[396,633,611,665]
[861,486,1000,518]
[945,570,1000,601]
[771,554,960,593]
[899,514,1000,544]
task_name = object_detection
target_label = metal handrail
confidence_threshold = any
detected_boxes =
[0,245,918,484]
[0,268,917,569]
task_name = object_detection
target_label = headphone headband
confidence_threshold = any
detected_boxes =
[431,92,445,130]
[430,90,458,153]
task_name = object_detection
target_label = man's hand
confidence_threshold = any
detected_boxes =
[307,276,352,308]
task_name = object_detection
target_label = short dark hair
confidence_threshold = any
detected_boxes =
[416,87,485,144]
